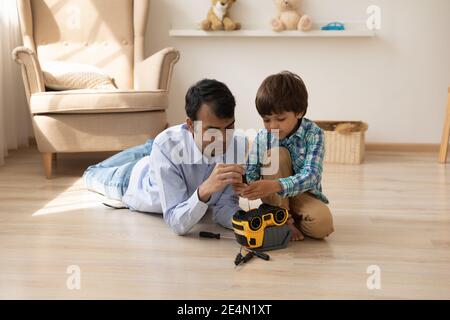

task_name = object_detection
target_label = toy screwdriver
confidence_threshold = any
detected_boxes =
[199,231,270,261]
[234,251,254,266]
[199,231,234,240]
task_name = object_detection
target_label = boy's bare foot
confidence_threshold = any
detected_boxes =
[287,216,304,241]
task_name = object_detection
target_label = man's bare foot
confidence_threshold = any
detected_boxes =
[287,217,304,241]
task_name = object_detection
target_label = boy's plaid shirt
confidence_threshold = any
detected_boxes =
[246,118,329,204]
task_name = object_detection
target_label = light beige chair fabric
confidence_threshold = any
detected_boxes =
[13,0,180,178]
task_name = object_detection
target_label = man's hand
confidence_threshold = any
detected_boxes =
[241,180,282,200]
[232,182,248,195]
[198,164,244,202]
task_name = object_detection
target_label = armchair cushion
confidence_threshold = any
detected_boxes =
[30,89,169,115]
[42,61,118,91]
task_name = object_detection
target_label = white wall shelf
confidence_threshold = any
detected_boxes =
[169,23,375,38]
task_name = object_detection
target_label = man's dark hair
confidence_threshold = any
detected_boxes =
[255,71,308,117]
[185,79,236,121]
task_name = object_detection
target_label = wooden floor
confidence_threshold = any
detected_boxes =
[0,147,449,300]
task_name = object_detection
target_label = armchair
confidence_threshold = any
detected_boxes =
[13,0,180,178]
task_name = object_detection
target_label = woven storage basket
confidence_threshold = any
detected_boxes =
[315,121,368,165]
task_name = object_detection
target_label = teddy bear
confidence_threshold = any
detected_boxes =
[201,0,241,31]
[271,0,313,32]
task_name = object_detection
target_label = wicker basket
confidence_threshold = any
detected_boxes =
[315,121,368,165]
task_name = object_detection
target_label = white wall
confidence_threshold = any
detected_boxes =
[145,0,450,144]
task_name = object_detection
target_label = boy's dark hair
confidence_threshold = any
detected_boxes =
[185,79,236,121]
[255,71,308,117]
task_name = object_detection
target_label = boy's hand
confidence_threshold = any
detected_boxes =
[198,164,244,202]
[241,180,282,200]
[232,182,248,195]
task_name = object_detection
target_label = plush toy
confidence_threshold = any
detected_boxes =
[201,0,241,31]
[271,0,312,32]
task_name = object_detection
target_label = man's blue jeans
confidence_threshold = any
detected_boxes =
[83,139,154,201]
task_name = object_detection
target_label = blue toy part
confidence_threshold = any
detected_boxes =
[321,22,345,31]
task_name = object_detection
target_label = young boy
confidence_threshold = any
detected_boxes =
[237,71,334,241]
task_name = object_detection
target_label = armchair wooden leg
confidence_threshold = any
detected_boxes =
[42,153,53,179]
[439,93,450,164]
[52,153,57,168]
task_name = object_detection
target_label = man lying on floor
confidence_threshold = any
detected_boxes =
[83,79,248,235]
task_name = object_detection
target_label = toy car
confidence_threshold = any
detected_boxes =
[232,204,291,251]
[321,22,345,31]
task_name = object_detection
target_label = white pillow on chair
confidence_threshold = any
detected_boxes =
[41,61,118,90]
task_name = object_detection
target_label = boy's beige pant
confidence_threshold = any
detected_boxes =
[261,147,334,239]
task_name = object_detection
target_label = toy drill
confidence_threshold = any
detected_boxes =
[232,204,292,251]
